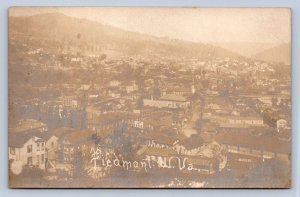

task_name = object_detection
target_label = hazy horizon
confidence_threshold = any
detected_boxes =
[9,7,291,46]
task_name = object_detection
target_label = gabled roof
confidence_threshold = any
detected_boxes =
[9,132,31,148]
[62,130,93,145]
[9,132,44,148]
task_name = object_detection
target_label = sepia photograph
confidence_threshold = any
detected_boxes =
[8,7,291,188]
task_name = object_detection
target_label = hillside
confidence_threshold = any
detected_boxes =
[214,42,279,57]
[9,13,240,60]
[252,43,291,65]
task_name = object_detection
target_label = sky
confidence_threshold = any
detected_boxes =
[9,7,291,44]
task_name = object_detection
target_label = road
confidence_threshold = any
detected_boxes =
[182,100,202,137]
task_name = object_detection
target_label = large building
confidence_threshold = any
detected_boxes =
[143,94,190,109]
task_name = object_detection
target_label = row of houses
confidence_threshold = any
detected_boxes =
[214,131,290,169]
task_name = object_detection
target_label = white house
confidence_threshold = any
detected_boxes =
[134,120,144,130]
[9,133,47,172]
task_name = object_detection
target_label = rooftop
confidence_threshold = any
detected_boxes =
[9,132,44,148]
[215,131,290,154]
[62,129,93,145]
[159,94,188,102]
[13,119,47,133]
